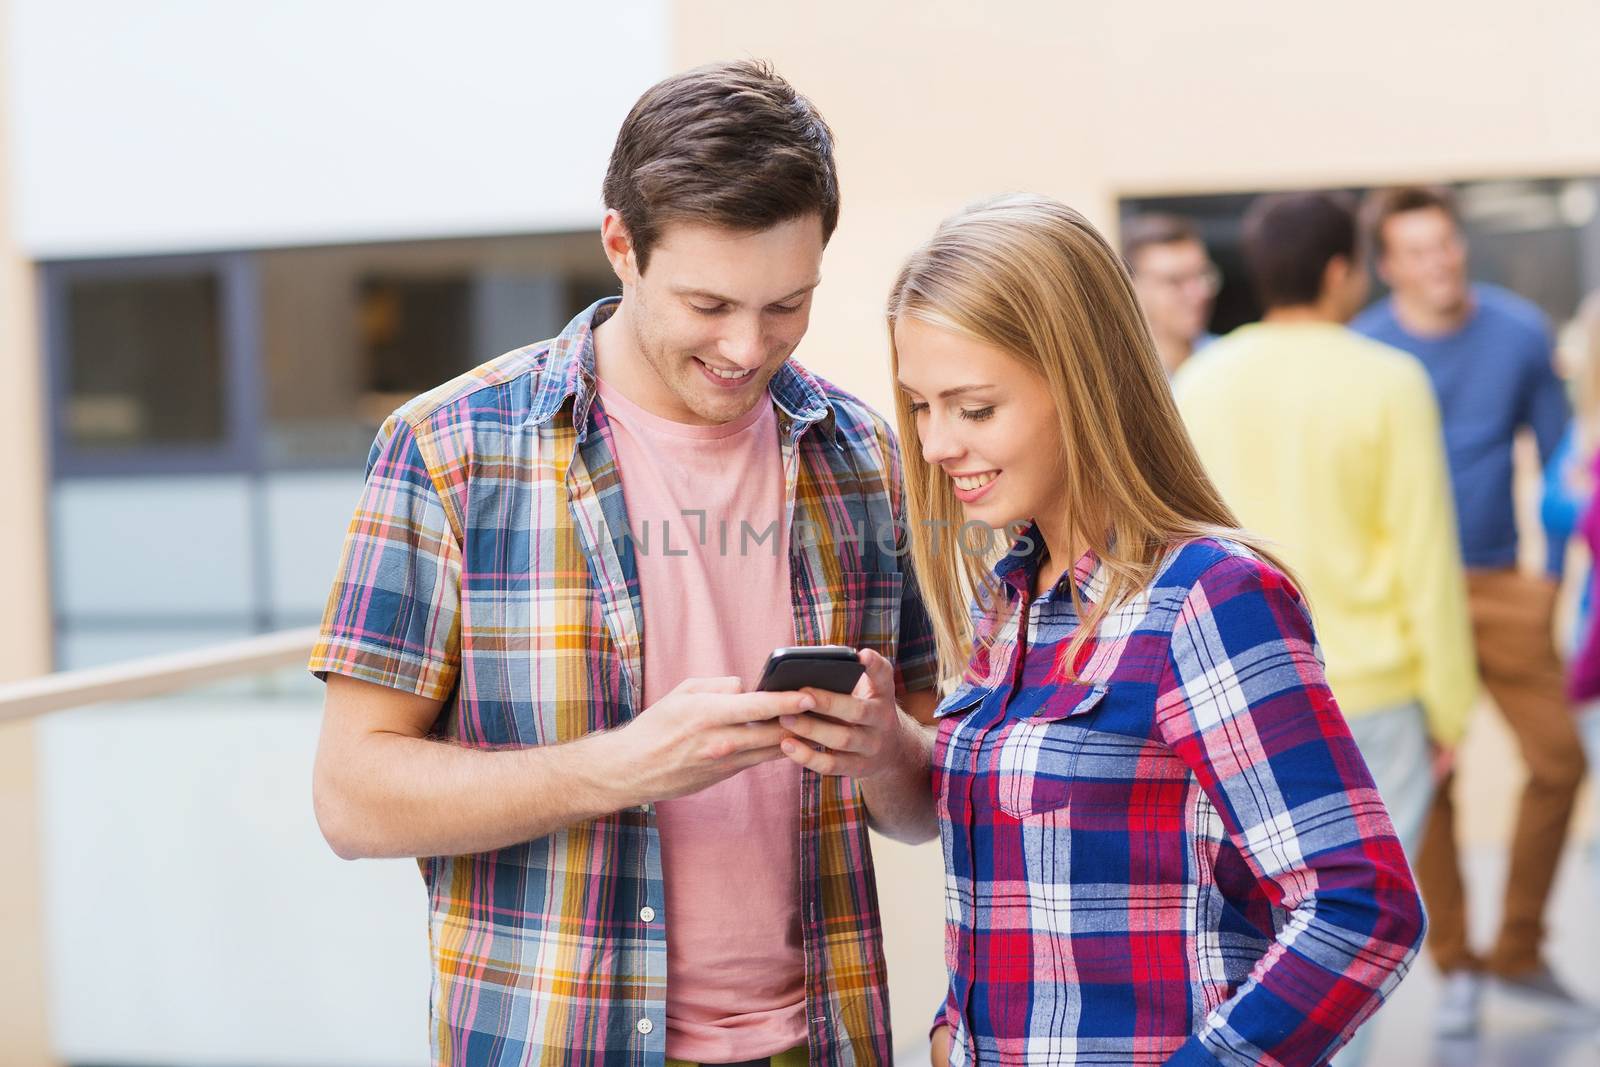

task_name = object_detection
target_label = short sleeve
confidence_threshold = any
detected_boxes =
[308,414,463,700]
[876,416,941,696]
[894,554,942,696]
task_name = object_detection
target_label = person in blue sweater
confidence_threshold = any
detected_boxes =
[1353,185,1594,1039]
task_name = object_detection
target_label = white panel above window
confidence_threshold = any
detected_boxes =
[7,0,670,257]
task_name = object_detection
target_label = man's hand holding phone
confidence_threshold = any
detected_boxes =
[773,647,910,780]
[604,677,813,805]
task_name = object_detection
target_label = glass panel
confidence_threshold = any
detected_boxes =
[360,274,473,395]
[259,232,615,469]
[32,657,432,1065]
[64,272,225,449]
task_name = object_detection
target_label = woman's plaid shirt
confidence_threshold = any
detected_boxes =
[933,531,1425,1066]
[310,300,940,1066]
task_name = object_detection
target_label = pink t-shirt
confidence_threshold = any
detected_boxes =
[596,378,806,1062]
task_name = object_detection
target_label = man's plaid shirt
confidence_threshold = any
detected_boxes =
[311,299,940,1065]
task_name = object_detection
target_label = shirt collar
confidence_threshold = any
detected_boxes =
[767,357,841,444]
[531,296,841,445]
[992,520,1105,605]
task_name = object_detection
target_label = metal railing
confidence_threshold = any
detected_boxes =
[2,625,437,1067]
[0,627,320,722]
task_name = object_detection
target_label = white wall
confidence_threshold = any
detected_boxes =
[6,0,669,258]
[39,689,433,1066]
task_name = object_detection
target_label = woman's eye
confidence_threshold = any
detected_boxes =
[961,406,996,422]
[907,401,929,415]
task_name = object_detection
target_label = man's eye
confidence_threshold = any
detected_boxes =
[770,301,806,314]
[691,303,726,315]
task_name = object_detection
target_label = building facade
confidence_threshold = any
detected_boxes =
[5,1,1600,1063]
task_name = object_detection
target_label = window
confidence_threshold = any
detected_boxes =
[41,231,616,667]
[257,231,614,466]
[45,254,253,474]
[65,272,225,449]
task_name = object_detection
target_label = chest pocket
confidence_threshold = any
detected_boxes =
[933,679,990,720]
[932,681,987,746]
[994,682,1108,819]
[831,569,904,652]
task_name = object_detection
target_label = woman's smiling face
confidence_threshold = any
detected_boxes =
[893,315,1064,535]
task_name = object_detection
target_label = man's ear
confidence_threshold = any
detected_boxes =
[1372,263,1391,291]
[1322,255,1350,303]
[600,209,639,286]
[1371,243,1393,289]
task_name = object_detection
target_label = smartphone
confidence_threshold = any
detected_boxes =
[756,645,865,694]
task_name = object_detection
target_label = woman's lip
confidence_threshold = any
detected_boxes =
[952,472,1000,503]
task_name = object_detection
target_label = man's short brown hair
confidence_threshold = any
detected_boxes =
[602,60,839,271]
[1361,185,1461,256]
[1120,213,1203,272]
[1242,191,1358,310]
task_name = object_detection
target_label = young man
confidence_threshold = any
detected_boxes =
[1352,186,1592,1036]
[1121,213,1221,376]
[1174,190,1477,1065]
[308,62,941,1067]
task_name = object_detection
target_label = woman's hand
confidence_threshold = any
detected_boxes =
[777,648,907,779]
[930,1024,952,1067]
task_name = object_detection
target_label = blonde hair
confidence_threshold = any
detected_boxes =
[887,194,1291,680]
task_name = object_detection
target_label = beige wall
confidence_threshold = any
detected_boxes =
[672,0,1600,1045]
[675,0,1600,419]
[1,0,58,1062]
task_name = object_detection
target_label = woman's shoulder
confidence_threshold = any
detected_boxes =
[1151,535,1302,612]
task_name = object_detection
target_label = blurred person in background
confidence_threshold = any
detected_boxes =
[897,194,1425,1067]
[1174,190,1476,1066]
[1353,185,1593,1037]
[1555,291,1600,871]
[1541,294,1600,649]
[307,61,943,1067]
[1122,213,1221,376]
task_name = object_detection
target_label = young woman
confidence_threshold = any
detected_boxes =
[889,195,1426,1066]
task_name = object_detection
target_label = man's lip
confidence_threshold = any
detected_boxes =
[694,357,759,387]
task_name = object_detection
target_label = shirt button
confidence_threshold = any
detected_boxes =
[636,1018,654,1036]
[639,906,656,923]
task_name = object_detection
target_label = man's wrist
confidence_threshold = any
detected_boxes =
[883,706,933,778]
[564,730,643,813]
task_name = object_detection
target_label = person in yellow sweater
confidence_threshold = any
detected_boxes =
[1173,190,1479,1065]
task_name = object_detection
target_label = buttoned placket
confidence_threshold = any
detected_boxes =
[949,583,1036,1067]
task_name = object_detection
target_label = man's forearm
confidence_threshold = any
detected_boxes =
[314,730,630,860]
[860,712,938,843]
